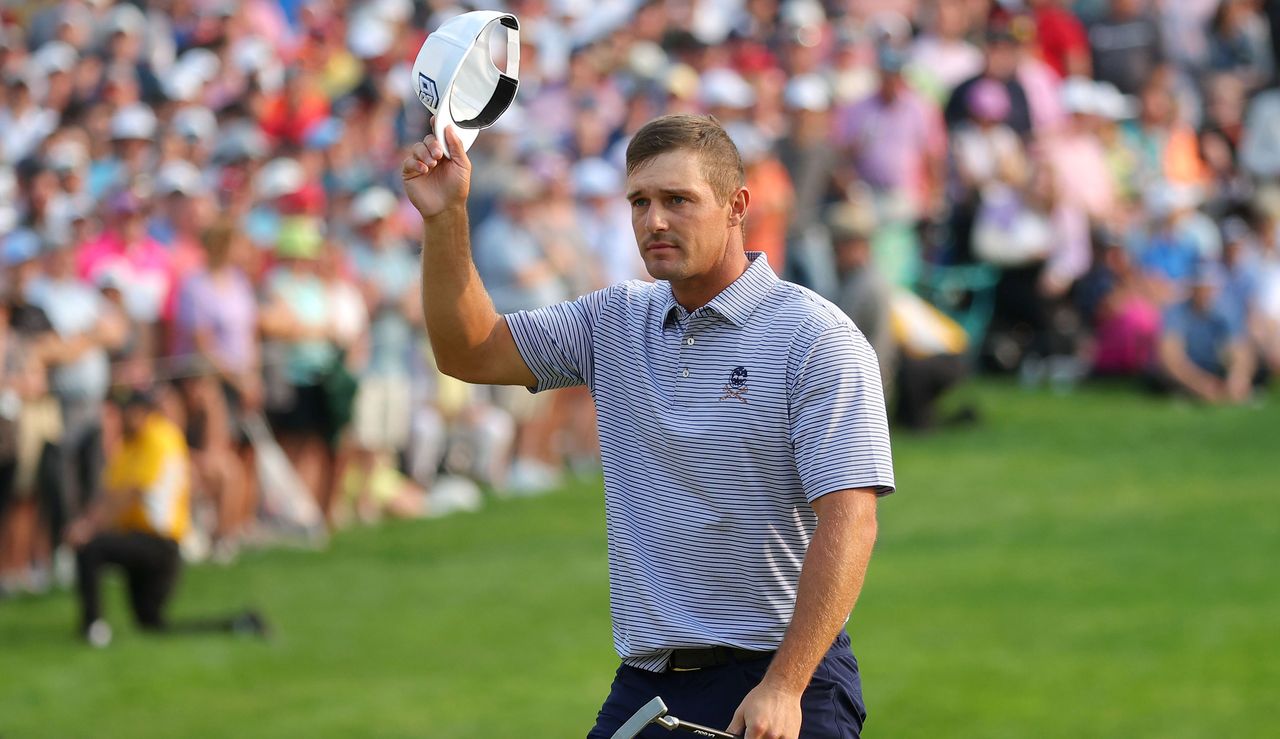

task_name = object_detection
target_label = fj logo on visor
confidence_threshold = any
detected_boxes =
[417,73,439,110]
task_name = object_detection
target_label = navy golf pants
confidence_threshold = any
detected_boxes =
[587,632,865,738]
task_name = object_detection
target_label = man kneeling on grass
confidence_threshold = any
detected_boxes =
[65,388,267,647]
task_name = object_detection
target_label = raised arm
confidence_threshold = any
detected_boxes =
[402,125,536,387]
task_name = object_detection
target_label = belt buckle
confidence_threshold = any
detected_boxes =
[668,649,706,672]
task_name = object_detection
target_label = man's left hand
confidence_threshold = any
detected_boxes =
[65,517,95,548]
[726,682,802,739]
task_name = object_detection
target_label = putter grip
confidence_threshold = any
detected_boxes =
[671,719,740,738]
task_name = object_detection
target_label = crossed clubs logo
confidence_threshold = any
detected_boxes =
[719,366,749,403]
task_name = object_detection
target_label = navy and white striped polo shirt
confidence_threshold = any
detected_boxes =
[506,253,895,672]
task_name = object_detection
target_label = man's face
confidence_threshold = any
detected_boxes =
[7,260,38,294]
[122,405,148,437]
[985,41,1019,78]
[626,150,741,283]
[44,247,75,278]
[1112,0,1139,17]
[1191,283,1218,312]
[834,236,871,273]
[879,71,904,100]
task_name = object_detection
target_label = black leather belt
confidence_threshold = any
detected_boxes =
[668,646,775,672]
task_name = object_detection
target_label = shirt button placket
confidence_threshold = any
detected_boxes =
[678,328,694,405]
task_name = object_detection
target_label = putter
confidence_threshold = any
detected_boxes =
[610,697,740,739]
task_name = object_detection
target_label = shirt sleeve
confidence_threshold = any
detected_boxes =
[789,324,896,501]
[505,285,618,393]
[1161,304,1188,339]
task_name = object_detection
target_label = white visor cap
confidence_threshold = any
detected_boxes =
[412,11,520,157]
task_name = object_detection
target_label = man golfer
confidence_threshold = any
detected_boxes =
[403,115,894,739]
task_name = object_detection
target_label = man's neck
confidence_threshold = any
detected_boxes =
[671,250,751,312]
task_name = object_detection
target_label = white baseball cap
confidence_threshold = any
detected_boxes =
[111,104,157,141]
[350,187,399,225]
[411,11,520,157]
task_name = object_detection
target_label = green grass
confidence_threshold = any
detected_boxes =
[1,381,1276,738]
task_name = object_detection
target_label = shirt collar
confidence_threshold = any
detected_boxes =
[660,252,778,329]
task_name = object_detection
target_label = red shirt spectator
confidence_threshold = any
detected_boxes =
[1028,0,1091,78]
[259,71,331,148]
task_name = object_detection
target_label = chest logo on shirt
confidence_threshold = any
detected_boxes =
[719,366,749,404]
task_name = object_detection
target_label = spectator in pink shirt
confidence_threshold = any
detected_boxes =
[77,190,177,330]
[1042,78,1117,222]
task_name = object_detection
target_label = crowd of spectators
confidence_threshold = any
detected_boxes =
[3,0,1279,598]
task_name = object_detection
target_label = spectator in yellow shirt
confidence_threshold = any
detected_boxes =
[65,389,265,646]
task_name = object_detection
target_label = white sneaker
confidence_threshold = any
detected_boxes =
[181,529,210,563]
[505,459,562,496]
[427,475,483,517]
[210,539,240,566]
[86,620,112,648]
[54,547,76,589]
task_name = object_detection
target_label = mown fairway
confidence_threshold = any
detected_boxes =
[2,381,1275,738]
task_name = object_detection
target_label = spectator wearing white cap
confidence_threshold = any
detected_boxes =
[827,200,895,391]
[150,160,213,282]
[1080,79,1142,206]
[162,48,221,106]
[338,185,435,527]
[777,74,839,289]
[1039,77,1117,223]
[571,157,641,287]
[86,103,158,199]
[1,69,58,165]
[346,187,420,464]
[471,173,571,493]
[243,156,305,250]
[39,131,95,251]
[699,67,756,124]
[170,106,218,162]
[31,40,79,113]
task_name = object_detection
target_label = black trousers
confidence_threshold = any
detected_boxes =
[895,354,968,431]
[587,633,865,738]
[76,531,181,631]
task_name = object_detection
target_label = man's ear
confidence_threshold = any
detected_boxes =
[728,187,750,227]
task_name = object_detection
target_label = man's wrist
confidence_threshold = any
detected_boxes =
[758,664,809,698]
[422,205,467,224]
